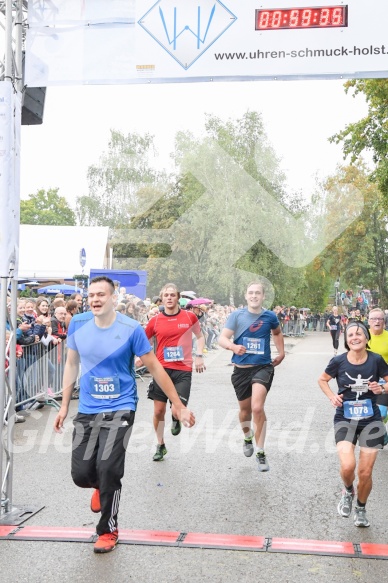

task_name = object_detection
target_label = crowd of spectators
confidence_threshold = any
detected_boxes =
[273,306,324,335]
[115,287,234,353]
[5,288,237,424]
[5,284,386,424]
[5,292,83,423]
[273,296,386,337]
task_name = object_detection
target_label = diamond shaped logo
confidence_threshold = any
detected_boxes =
[138,1,237,70]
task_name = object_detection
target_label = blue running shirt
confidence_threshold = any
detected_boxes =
[67,312,152,414]
[225,308,280,365]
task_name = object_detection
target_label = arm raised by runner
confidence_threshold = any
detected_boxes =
[140,350,195,428]
[53,348,80,432]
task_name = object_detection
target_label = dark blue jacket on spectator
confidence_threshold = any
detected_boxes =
[22,314,46,339]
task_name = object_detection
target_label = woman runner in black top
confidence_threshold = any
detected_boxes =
[326,305,342,356]
[318,321,388,528]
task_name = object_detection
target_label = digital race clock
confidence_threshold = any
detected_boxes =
[255,6,348,30]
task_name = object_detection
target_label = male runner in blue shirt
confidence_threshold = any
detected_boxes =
[218,282,284,471]
[53,276,195,554]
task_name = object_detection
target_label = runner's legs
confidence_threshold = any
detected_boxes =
[251,383,268,450]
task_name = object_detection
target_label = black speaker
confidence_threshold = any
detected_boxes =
[22,86,46,125]
[21,51,46,125]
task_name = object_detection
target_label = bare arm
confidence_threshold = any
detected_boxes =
[368,375,388,395]
[53,348,80,432]
[135,329,154,368]
[318,371,343,408]
[272,326,285,367]
[194,332,206,373]
[218,327,246,356]
[140,351,195,428]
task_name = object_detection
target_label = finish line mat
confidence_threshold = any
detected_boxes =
[0,526,387,559]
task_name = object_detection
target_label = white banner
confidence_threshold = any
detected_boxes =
[0,82,20,277]
[26,0,388,86]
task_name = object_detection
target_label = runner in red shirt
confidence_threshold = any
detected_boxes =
[142,283,206,461]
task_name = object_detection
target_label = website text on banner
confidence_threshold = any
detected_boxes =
[25,0,388,86]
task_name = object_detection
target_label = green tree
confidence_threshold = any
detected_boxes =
[116,111,306,304]
[330,79,388,202]
[323,164,388,305]
[20,188,76,225]
[76,129,168,228]
[296,258,331,312]
[112,173,205,289]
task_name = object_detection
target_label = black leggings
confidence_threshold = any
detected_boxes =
[330,329,341,350]
[71,410,135,535]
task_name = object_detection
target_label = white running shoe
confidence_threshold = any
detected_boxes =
[354,506,370,527]
[337,488,354,518]
[256,450,269,472]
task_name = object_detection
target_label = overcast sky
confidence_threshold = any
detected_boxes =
[20,78,368,210]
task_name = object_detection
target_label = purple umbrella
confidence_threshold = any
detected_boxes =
[186,297,213,306]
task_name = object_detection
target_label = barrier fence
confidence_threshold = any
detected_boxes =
[9,341,68,410]
[281,317,328,336]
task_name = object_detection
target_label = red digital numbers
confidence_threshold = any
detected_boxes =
[256,6,348,30]
[301,9,312,27]
[320,7,330,26]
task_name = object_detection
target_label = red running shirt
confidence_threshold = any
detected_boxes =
[144,310,200,371]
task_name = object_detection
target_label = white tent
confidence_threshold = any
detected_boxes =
[18,225,111,279]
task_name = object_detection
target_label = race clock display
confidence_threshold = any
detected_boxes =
[256,6,348,30]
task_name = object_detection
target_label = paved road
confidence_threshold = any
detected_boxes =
[1,332,388,582]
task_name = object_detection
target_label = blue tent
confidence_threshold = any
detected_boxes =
[89,269,147,299]
[38,284,80,295]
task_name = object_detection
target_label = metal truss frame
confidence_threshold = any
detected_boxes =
[0,1,41,524]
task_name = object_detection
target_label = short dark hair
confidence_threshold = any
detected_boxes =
[89,276,115,293]
[70,292,82,300]
[66,300,78,313]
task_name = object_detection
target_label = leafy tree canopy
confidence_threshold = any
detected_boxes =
[20,188,76,225]
[76,129,168,228]
[117,111,305,304]
[330,79,388,202]
[323,163,388,305]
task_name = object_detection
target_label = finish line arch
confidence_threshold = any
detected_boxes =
[1,0,387,525]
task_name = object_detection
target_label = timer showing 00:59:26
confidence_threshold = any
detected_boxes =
[255,6,348,30]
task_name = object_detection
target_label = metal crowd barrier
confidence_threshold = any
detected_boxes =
[281,317,328,334]
[282,321,305,337]
[307,317,328,332]
[14,341,68,410]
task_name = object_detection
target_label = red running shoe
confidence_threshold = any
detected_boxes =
[90,489,101,513]
[94,530,119,554]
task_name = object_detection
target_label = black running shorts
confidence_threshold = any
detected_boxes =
[147,368,192,405]
[231,364,274,402]
[334,411,385,449]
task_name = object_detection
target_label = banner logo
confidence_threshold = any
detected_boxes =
[138,0,237,70]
